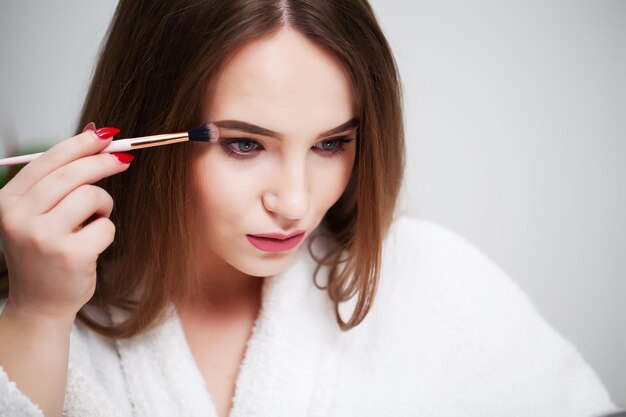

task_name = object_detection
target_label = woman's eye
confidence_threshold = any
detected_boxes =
[234,141,256,152]
[220,137,353,161]
[313,137,354,157]
[220,139,262,160]
[318,140,340,151]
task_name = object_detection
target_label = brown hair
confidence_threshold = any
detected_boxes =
[1,0,404,337]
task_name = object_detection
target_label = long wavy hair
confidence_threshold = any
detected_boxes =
[0,0,404,338]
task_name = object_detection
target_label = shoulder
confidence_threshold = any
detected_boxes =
[377,215,565,344]
[350,215,619,413]
[383,214,502,272]
[379,214,522,302]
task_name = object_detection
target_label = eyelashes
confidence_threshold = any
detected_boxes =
[219,137,355,161]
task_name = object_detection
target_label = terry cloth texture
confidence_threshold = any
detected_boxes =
[0,216,623,416]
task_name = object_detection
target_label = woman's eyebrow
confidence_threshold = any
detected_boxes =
[213,118,359,140]
[319,118,359,138]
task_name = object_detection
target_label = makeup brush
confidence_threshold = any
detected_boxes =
[0,123,220,166]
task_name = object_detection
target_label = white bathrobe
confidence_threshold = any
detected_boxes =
[0,216,623,417]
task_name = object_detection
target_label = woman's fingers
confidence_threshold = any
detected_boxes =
[0,124,131,330]
[67,216,116,258]
[17,152,130,216]
[0,128,118,197]
[42,184,114,235]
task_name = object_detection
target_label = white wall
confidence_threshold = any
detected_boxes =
[369,0,626,406]
[1,0,624,406]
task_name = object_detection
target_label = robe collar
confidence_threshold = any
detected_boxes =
[109,234,343,417]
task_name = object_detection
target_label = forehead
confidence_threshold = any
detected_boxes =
[205,28,356,137]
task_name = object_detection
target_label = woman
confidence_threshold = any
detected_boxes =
[0,1,621,416]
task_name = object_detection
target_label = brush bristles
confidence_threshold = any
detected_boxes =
[188,123,219,142]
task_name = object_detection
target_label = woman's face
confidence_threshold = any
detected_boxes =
[189,28,357,278]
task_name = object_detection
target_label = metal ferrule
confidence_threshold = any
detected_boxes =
[128,133,189,149]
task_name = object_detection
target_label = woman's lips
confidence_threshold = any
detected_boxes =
[246,231,305,252]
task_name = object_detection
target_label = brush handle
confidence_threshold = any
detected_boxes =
[0,133,189,167]
[0,152,45,166]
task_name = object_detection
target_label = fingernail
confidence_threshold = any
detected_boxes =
[113,152,135,164]
[95,127,120,140]
[82,122,96,132]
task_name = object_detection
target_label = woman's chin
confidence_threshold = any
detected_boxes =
[232,253,297,278]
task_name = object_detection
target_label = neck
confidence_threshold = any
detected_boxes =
[177,258,265,316]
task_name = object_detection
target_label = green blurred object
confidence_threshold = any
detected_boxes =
[0,144,51,188]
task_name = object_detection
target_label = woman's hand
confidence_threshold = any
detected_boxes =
[0,124,133,417]
[0,124,132,324]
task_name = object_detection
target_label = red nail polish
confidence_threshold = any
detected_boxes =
[95,127,120,140]
[113,152,135,164]
[82,122,96,132]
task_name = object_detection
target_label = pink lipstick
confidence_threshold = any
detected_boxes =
[246,230,305,253]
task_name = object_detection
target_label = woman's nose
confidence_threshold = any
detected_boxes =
[262,162,310,220]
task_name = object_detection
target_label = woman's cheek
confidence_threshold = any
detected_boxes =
[201,161,260,213]
[311,157,353,212]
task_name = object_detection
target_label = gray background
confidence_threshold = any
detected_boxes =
[1,0,624,406]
